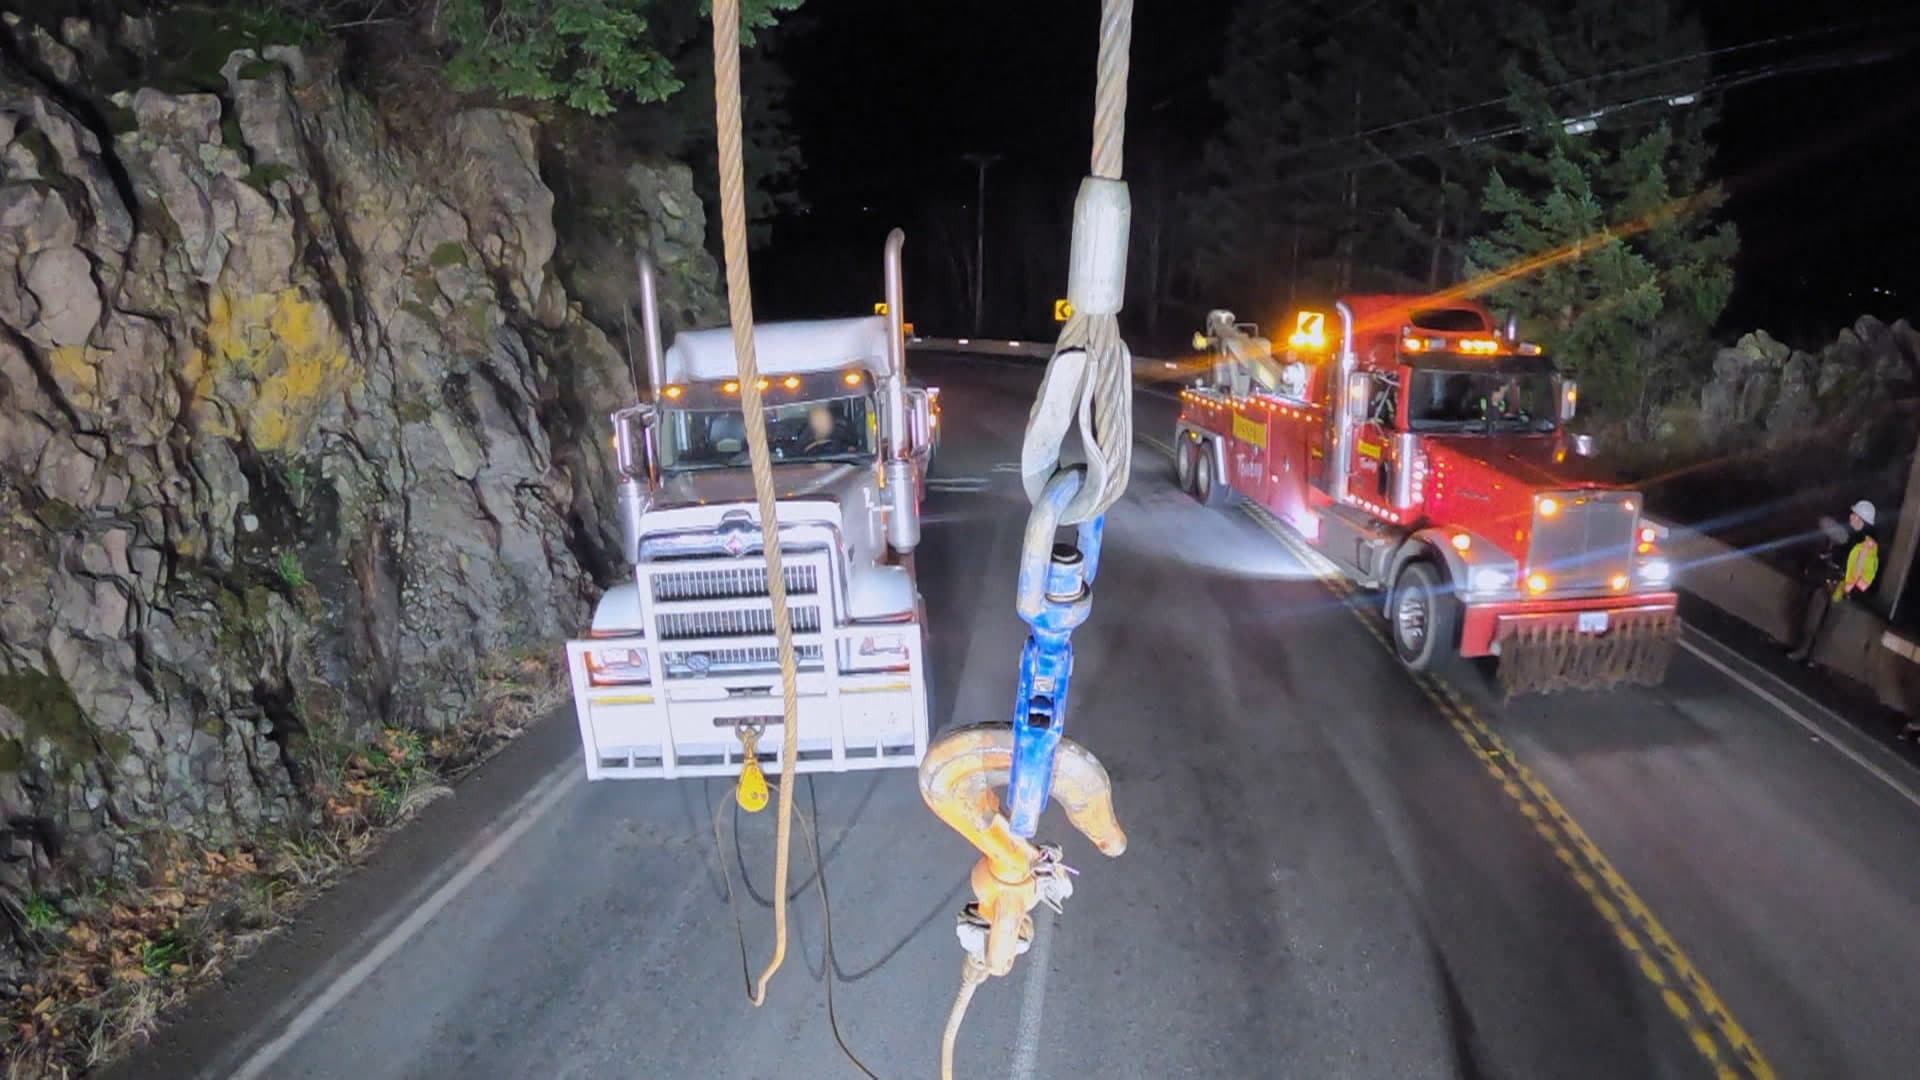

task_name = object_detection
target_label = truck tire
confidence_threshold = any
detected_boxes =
[1389,561,1458,673]
[1193,441,1234,508]
[1174,435,1196,493]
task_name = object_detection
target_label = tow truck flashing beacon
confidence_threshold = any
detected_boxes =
[565,236,937,777]
[1178,298,1679,694]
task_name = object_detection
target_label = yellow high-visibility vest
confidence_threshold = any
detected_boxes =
[1834,537,1879,601]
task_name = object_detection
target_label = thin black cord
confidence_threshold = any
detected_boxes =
[713,779,884,1079]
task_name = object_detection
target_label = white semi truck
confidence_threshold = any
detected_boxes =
[565,232,938,779]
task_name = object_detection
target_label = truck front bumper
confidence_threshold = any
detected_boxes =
[564,631,929,779]
[1459,592,1679,658]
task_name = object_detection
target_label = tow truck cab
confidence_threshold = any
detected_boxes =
[1176,296,1679,692]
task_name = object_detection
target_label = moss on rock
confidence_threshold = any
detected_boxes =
[0,665,92,762]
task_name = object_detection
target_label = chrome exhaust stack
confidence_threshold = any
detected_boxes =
[882,229,920,554]
[614,252,670,564]
[635,251,668,397]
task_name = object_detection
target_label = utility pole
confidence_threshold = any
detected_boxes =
[962,152,1000,337]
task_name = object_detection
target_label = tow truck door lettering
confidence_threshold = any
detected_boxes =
[1233,411,1268,448]
[1232,404,1271,501]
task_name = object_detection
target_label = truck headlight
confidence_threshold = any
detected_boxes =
[844,632,910,672]
[1469,567,1514,594]
[1637,558,1671,585]
[585,647,650,686]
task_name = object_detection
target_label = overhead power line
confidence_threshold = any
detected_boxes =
[1254,11,1920,167]
[1226,32,1920,195]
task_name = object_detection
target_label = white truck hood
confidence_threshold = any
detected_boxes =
[642,462,889,544]
[652,461,869,516]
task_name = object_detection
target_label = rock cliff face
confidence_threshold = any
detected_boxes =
[0,16,717,981]
[1697,317,1920,457]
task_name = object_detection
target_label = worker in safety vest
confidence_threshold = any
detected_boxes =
[1788,499,1879,665]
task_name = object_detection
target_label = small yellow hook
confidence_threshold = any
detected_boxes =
[736,728,769,813]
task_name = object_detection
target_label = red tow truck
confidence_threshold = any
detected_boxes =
[1175,297,1679,694]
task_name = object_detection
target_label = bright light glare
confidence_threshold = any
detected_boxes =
[1526,572,1550,594]
[1538,497,1560,517]
[1450,533,1472,552]
[1639,558,1672,584]
[1470,568,1510,592]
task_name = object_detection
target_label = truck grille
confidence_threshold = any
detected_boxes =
[1526,491,1638,591]
[661,644,825,678]
[655,606,823,640]
[651,565,819,602]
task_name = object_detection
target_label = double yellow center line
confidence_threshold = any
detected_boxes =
[1244,500,1772,1079]
[1144,433,1772,1078]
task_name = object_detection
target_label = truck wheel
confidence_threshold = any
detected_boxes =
[1193,442,1233,508]
[1390,561,1458,673]
[1175,436,1196,493]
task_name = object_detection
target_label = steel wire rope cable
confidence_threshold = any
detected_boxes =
[944,1,1137,1078]
[708,0,804,1009]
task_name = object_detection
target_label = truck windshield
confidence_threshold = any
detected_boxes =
[658,393,877,470]
[1406,368,1558,433]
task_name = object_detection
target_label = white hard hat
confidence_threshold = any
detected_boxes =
[1851,500,1877,527]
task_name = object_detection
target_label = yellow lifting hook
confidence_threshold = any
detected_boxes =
[735,726,770,813]
[919,723,1127,977]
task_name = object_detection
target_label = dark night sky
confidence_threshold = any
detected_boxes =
[752,1,1920,348]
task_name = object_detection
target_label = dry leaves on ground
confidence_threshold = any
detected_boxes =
[1,650,566,1078]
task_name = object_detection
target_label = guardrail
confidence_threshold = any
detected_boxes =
[908,335,1189,397]
[908,336,1052,360]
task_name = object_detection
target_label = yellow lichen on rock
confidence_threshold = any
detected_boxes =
[202,288,355,450]
[48,344,100,411]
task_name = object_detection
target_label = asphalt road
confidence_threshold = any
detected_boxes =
[116,353,1920,1080]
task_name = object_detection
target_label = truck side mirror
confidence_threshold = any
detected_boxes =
[1560,380,1579,422]
[906,387,932,449]
[610,405,656,565]
[611,404,656,479]
[1346,372,1371,424]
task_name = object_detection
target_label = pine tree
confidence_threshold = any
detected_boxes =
[1184,0,1511,314]
[1466,0,1736,436]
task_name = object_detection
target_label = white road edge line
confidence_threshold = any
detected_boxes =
[1007,910,1055,1080]
[1678,636,1920,813]
[226,758,581,1080]
[1142,399,1920,813]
